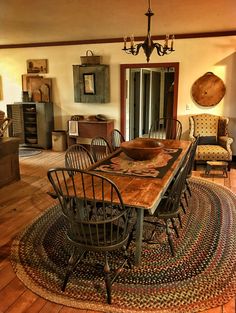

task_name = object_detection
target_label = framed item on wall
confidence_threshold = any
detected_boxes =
[21,74,52,102]
[27,59,48,74]
[73,64,110,103]
[83,73,96,94]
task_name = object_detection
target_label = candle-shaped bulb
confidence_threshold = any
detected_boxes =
[123,36,127,49]
[165,35,169,48]
[130,34,134,48]
[171,35,175,50]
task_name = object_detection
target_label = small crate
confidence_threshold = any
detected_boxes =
[80,50,101,65]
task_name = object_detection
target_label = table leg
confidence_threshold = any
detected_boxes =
[134,208,144,266]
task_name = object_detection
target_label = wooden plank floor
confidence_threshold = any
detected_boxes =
[0,149,235,313]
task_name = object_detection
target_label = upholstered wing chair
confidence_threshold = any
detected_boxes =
[189,114,233,170]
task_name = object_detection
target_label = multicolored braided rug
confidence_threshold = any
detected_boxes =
[11,178,236,313]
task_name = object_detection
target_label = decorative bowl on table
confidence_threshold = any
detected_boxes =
[120,138,164,161]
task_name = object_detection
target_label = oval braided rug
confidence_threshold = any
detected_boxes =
[11,178,236,313]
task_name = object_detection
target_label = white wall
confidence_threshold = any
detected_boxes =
[0,36,236,153]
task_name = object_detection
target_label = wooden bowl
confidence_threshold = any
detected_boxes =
[121,138,164,160]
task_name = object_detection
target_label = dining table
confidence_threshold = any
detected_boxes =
[87,138,192,266]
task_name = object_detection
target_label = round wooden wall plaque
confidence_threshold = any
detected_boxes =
[191,72,226,107]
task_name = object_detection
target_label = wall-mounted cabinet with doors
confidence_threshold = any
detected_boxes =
[7,102,54,149]
[73,64,110,103]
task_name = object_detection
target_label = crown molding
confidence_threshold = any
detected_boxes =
[0,30,235,49]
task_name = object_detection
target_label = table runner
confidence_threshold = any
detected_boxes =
[94,148,182,178]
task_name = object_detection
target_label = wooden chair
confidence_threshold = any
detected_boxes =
[0,113,12,137]
[65,144,94,171]
[47,168,135,304]
[90,136,112,162]
[110,129,125,151]
[144,154,189,256]
[185,135,200,197]
[149,117,182,140]
[189,113,233,170]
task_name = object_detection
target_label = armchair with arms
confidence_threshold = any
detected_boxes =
[189,113,233,170]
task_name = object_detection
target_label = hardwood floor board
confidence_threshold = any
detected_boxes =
[0,242,12,270]
[223,297,236,313]
[201,306,222,313]
[37,302,63,313]
[0,262,15,290]
[5,289,39,313]
[0,277,26,312]
[24,297,47,313]
[59,307,88,313]
[0,150,235,313]
[0,257,11,272]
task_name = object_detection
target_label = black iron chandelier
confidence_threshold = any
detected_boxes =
[122,0,175,62]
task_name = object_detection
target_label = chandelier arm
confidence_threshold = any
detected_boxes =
[154,43,165,56]
[134,43,143,55]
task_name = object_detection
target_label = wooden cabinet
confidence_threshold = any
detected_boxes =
[73,65,110,103]
[0,137,20,188]
[68,119,114,146]
[7,102,54,149]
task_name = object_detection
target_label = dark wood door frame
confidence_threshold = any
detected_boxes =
[120,62,179,137]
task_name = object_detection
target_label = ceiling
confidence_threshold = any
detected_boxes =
[0,0,236,46]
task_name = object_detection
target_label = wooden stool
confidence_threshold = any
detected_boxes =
[205,161,228,178]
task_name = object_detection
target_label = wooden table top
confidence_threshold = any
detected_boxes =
[89,139,191,214]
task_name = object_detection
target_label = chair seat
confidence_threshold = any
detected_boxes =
[196,145,231,161]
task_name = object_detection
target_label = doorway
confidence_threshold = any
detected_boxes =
[120,63,179,140]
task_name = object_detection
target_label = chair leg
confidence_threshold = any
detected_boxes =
[166,220,175,257]
[62,249,86,292]
[181,193,187,214]
[104,252,112,304]
[184,190,189,208]
[186,180,192,197]
[171,218,179,237]
[177,213,182,228]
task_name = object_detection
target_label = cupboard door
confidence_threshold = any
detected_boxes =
[7,103,24,143]
[73,65,110,103]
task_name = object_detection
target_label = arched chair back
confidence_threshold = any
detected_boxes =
[185,135,200,198]
[187,135,200,178]
[65,144,94,171]
[90,136,112,162]
[110,129,125,151]
[47,168,135,304]
[149,117,182,140]
[0,117,12,137]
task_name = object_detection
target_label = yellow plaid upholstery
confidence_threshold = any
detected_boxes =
[192,114,219,138]
[189,114,233,164]
[196,145,231,161]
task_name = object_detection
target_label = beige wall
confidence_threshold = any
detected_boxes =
[0,36,236,153]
